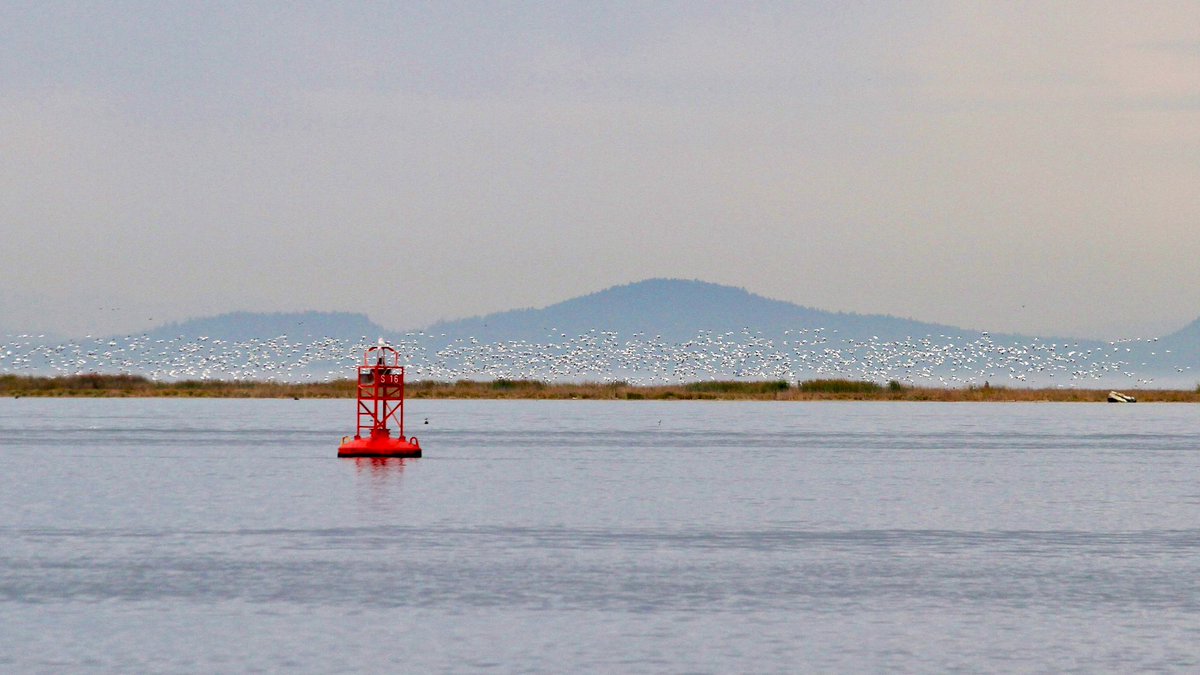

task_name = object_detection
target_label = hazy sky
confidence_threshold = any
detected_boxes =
[3,1,1198,339]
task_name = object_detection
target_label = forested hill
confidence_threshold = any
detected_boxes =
[425,278,1012,344]
[140,311,391,342]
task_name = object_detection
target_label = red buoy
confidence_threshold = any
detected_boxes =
[338,342,421,458]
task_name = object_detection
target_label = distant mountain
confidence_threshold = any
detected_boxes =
[55,279,1198,386]
[140,311,392,343]
[426,278,1020,344]
[1135,318,1200,379]
[118,280,1135,352]
[1161,317,1200,346]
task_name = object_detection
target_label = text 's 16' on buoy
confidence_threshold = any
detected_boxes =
[337,342,421,458]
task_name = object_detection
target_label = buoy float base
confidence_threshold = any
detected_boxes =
[338,432,421,458]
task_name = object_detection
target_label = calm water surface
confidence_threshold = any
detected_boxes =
[2,399,1199,672]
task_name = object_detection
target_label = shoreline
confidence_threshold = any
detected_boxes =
[2,374,1195,402]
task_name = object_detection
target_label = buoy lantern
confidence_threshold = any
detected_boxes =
[338,343,421,458]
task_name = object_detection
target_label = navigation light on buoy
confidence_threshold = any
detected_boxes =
[337,343,421,458]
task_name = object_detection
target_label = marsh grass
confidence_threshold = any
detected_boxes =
[684,380,790,394]
[2,373,1196,402]
[797,379,884,394]
[0,374,354,398]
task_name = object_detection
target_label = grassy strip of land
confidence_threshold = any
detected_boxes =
[2,374,1198,402]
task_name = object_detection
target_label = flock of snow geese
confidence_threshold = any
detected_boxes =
[0,327,1179,387]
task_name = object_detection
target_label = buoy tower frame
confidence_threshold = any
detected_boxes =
[337,344,421,458]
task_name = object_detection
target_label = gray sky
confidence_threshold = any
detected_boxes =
[3,1,1198,339]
